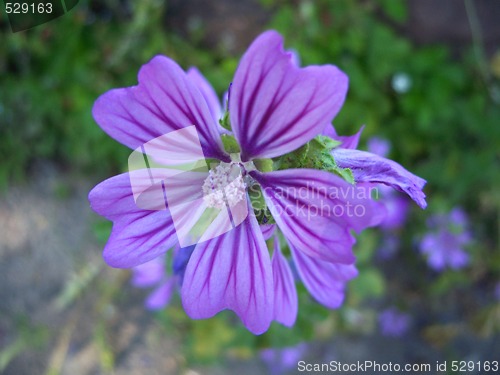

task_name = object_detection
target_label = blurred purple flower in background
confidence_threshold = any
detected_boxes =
[419,207,471,271]
[378,187,409,231]
[378,307,411,337]
[333,135,412,260]
[131,245,194,310]
[494,283,500,301]
[131,255,173,311]
[365,137,410,231]
[377,233,400,260]
[261,343,307,375]
[367,137,390,158]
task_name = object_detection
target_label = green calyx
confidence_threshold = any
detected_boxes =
[221,134,240,154]
[276,135,355,184]
[219,111,231,131]
[254,158,273,172]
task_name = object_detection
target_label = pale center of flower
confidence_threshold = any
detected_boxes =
[202,162,248,209]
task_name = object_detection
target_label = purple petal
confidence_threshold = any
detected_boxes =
[145,277,176,310]
[181,212,274,334]
[420,233,446,271]
[252,169,384,264]
[290,241,358,309]
[186,67,223,123]
[420,229,470,271]
[449,207,468,228]
[448,248,470,270]
[260,224,276,240]
[172,245,195,283]
[378,308,410,337]
[93,55,229,161]
[131,255,166,287]
[286,49,301,66]
[322,125,364,150]
[332,148,427,208]
[271,236,298,326]
[88,173,177,268]
[230,30,348,161]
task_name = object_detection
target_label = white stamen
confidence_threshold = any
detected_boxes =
[202,163,247,209]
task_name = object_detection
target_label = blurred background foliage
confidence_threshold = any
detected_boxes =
[1,0,499,373]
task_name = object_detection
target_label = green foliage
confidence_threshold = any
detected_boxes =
[0,0,236,188]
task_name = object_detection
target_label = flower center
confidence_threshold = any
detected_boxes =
[202,162,248,209]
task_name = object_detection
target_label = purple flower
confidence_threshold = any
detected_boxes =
[261,343,307,375]
[419,208,471,271]
[89,31,426,334]
[131,245,194,310]
[378,307,411,337]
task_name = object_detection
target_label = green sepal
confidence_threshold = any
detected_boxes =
[221,134,240,154]
[254,158,274,172]
[204,158,220,169]
[274,142,309,170]
[331,165,355,185]
[276,136,355,184]
[219,111,231,131]
[315,135,342,150]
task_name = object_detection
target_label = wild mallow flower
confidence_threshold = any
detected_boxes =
[419,207,471,271]
[131,245,194,310]
[378,307,411,337]
[88,30,426,334]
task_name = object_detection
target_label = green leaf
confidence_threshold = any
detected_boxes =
[380,0,408,23]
